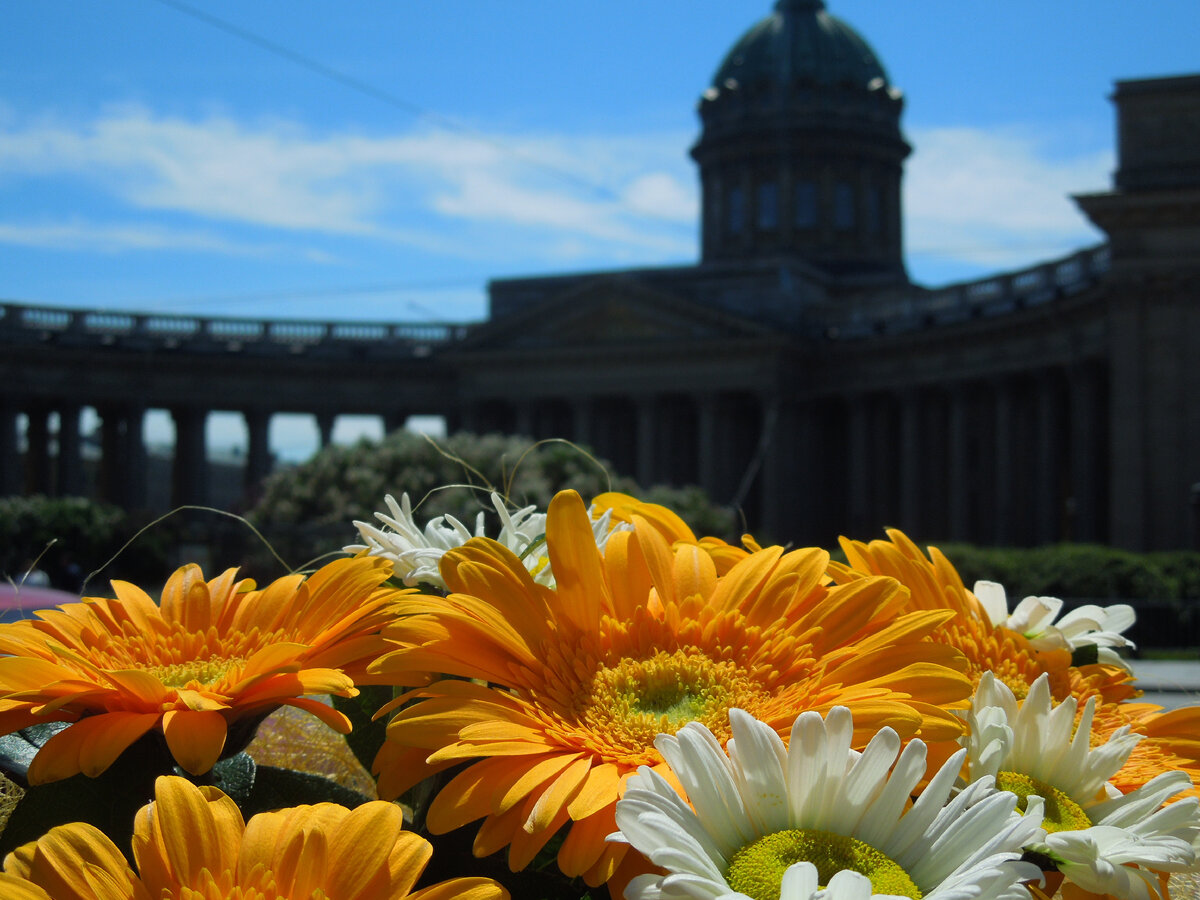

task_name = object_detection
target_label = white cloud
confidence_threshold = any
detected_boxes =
[621,172,697,222]
[0,109,1117,278]
[905,126,1112,271]
[0,108,695,261]
[0,220,282,255]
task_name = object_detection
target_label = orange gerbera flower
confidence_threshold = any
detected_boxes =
[830,529,1200,797]
[0,774,508,900]
[0,556,406,783]
[829,528,1137,705]
[370,490,970,888]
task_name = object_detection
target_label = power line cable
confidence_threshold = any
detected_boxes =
[145,0,688,222]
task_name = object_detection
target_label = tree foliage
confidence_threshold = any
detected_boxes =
[249,431,736,570]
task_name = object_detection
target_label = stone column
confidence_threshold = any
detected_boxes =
[55,403,85,496]
[125,406,147,510]
[635,397,657,487]
[947,385,971,540]
[571,397,593,450]
[761,398,803,542]
[25,407,52,495]
[898,389,922,535]
[845,396,871,534]
[696,395,722,501]
[1034,373,1063,544]
[514,401,535,439]
[243,408,273,502]
[992,379,1015,545]
[98,405,146,509]
[382,410,408,435]
[315,412,336,450]
[171,406,209,508]
[0,401,20,496]
[1068,363,1105,542]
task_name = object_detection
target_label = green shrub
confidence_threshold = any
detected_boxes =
[0,495,128,591]
[930,541,1199,601]
[249,432,735,571]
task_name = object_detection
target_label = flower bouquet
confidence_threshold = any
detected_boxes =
[0,485,1197,900]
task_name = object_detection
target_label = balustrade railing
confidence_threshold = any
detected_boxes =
[831,244,1109,338]
[0,301,475,357]
[3,244,1111,351]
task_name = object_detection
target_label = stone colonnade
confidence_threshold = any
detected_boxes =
[457,360,1108,546]
[0,403,410,512]
[1,359,1109,545]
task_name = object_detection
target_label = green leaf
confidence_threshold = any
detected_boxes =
[332,685,392,775]
[0,731,174,859]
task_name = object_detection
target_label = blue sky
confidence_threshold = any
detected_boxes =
[5,0,1199,322]
[3,1,1198,457]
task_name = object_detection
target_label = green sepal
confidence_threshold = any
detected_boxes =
[1071,643,1100,667]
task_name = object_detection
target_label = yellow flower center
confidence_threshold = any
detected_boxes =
[576,648,766,763]
[995,771,1092,833]
[147,655,243,689]
[726,829,922,900]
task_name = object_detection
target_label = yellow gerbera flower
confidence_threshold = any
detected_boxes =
[0,774,508,900]
[0,556,407,783]
[371,490,971,888]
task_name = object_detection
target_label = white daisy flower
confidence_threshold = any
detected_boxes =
[963,671,1200,900]
[612,706,1044,900]
[347,491,626,589]
[973,580,1136,670]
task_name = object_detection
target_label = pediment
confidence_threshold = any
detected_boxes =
[460,276,776,352]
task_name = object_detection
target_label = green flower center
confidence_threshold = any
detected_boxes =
[575,648,768,764]
[995,771,1092,833]
[147,655,242,689]
[726,829,922,900]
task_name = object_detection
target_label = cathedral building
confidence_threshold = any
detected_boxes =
[457,0,1200,549]
[3,0,1198,550]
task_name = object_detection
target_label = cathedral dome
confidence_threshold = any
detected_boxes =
[709,0,892,98]
[691,0,910,283]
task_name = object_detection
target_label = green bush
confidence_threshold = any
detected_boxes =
[0,495,129,592]
[930,541,1200,601]
[249,431,735,571]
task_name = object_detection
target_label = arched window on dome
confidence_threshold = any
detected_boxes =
[756,182,779,230]
[793,180,817,228]
[834,181,856,231]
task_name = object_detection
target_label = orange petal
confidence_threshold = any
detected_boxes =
[28,711,159,783]
[325,801,412,900]
[162,709,227,775]
[409,878,510,900]
[141,776,228,887]
[524,755,591,834]
[284,696,353,733]
[546,490,609,631]
[16,821,135,900]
